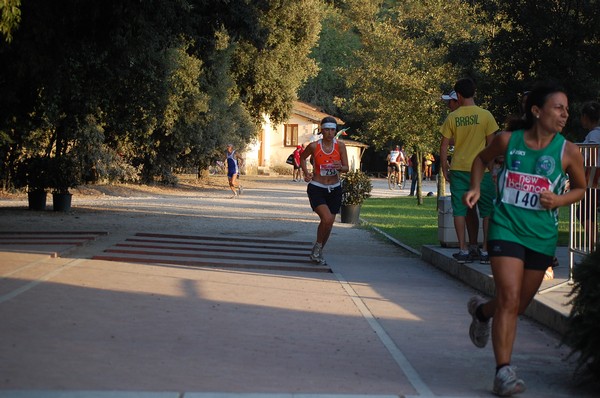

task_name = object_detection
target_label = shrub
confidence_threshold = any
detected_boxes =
[46,155,83,194]
[564,248,600,383]
[14,156,52,192]
[271,164,293,175]
[341,170,372,205]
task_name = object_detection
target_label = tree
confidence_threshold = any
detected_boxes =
[336,0,483,202]
[474,0,600,136]
[298,3,361,117]
[229,0,322,125]
[0,0,323,188]
[0,0,20,43]
[186,29,255,177]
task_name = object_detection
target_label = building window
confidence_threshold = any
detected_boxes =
[284,124,298,147]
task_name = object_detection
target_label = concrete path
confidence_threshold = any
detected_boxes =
[0,177,596,397]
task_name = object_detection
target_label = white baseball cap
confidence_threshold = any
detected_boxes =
[441,90,458,101]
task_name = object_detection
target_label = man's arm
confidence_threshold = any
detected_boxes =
[440,136,451,182]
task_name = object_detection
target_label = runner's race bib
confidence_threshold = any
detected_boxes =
[502,170,551,211]
[320,163,338,177]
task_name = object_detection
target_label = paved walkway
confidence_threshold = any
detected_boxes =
[0,177,595,398]
[369,177,576,335]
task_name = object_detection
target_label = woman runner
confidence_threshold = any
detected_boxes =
[300,116,349,265]
[463,82,586,396]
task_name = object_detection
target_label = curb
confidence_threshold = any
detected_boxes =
[421,245,569,336]
[362,221,570,336]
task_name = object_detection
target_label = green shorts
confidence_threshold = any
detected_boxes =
[450,170,495,217]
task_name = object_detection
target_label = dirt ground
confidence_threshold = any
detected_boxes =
[0,173,260,200]
[0,174,324,247]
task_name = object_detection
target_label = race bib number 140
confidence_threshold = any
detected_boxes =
[501,170,551,211]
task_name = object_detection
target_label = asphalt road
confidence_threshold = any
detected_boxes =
[0,176,597,398]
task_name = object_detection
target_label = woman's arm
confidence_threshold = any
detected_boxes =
[337,141,350,173]
[540,141,586,209]
[463,132,510,208]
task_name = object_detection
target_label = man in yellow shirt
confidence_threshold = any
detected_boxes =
[440,78,499,264]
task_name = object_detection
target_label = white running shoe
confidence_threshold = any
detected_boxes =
[309,242,324,264]
[493,366,525,396]
[468,295,490,348]
[315,255,327,266]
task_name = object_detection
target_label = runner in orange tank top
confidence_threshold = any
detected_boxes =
[300,116,349,265]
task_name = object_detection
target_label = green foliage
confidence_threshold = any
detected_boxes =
[564,249,600,382]
[360,196,572,251]
[360,196,439,250]
[338,0,479,154]
[299,4,361,116]
[341,170,372,205]
[46,155,82,194]
[469,1,600,134]
[0,0,322,189]
[187,32,255,176]
[271,165,293,176]
[230,0,322,125]
[15,156,51,192]
[3,0,600,191]
[0,0,20,43]
[316,0,600,155]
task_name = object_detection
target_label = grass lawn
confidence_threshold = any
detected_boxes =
[360,196,571,252]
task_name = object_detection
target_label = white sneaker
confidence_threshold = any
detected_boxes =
[309,243,326,265]
[493,366,525,396]
[468,295,490,348]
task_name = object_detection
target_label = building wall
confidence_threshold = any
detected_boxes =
[269,114,318,168]
[242,103,364,174]
[346,146,362,171]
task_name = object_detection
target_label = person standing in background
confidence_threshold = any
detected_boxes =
[292,145,303,181]
[406,151,414,183]
[441,90,459,112]
[440,77,499,264]
[409,152,418,196]
[581,101,600,144]
[423,153,434,180]
[578,100,600,252]
[225,144,244,199]
[442,89,481,261]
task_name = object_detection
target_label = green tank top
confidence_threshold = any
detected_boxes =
[489,130,568,256]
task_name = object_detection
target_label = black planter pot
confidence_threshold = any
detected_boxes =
[340,204,361,224]
[52,192,72,212]
[28,191,47,211]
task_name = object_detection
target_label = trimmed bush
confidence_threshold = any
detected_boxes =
[564,248,600,383]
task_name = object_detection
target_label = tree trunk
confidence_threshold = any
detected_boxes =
[438,169,446,197]
[415,151,423,205]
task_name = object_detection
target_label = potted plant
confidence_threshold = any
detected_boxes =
[340,170,373,224]
[15,156,51,211]
[47,155,82,212]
